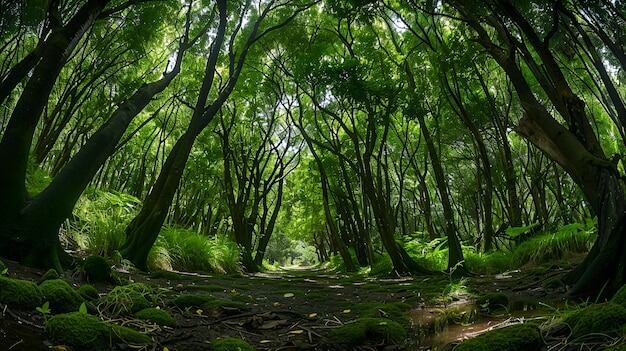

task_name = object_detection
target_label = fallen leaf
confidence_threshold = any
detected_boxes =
[289,329,304,334]
[283,293,295,298]
[342,309,351,314]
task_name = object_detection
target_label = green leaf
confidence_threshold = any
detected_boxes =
[79,302,88,315]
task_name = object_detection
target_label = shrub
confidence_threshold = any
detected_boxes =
[148,227,240,274]
[512,222,594,265]
[63,189,140,256]
[39,279,83,313]
[0,276,42,309]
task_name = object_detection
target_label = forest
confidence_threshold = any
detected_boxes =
[0,0,625,350]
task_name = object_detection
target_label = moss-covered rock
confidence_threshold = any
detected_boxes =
[39,279,83,313]
[46,312,110,349]
[99,283,151,315]
[329,318,406,346]
[83,256,111,282]
[455,323,543,351]
[0,276,42,309]
[135,307,175,326]
[38,269,59,284]
[110,324,152,345]
[564,303,626,338]
[211,337,256,351]
[78,284,99,301]
[476,293,509,311]
[46,312,152,349]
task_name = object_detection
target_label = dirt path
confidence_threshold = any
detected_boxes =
[0,259,575,350]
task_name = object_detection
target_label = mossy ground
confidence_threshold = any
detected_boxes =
[329,317,407,346]
[454,323,543,351]
[78,284,99,300]
[563,303,626,338]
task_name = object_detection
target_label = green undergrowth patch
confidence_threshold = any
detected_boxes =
[0,276,42,309]
[183,284,225,292]
[329,318,406,346]
[99,283,153,316]
[39,279,83,313]
[211,337,256,351]
[148,227,241,274]
[455,323,543,351]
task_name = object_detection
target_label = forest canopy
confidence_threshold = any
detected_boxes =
[1,0,626,350]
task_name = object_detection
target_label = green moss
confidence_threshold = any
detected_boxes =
[39,279,83,313]
[46,312,151,349]
[329,318,406,346]
[0,260,5,273]
[78,284,99,301]
[564,303,626,338]
[173,294,214,308]
[476,293,509,311]
[605,344,626,351]
[211,337,256,351]
[352,302,410,323]
[110,324,152,345]
[184,284,225,292]
[83,256,111,282]
[46,312,110,349]
[0,276,42,309]
[455,323,543,351]
[99,283,151,315]
[38,269,59,284]
[612,285,626,308]
[151,270,196,281]
[135,307,175,326]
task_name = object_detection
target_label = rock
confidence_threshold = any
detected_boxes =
[455,323,543,351]
[83,256,111,282]
[134,307,175,326]
[0,276,42,309]
[476,293,509,311]
[39,279,83,313]
[329,318,406,346]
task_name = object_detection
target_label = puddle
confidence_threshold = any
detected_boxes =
[409,300,551,350]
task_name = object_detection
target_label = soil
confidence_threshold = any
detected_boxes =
[0,258,578,351]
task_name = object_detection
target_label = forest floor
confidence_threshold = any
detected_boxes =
[0,257,580,351]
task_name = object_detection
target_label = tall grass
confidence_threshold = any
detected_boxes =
[148,227,240,274]
[63,189,140,256]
